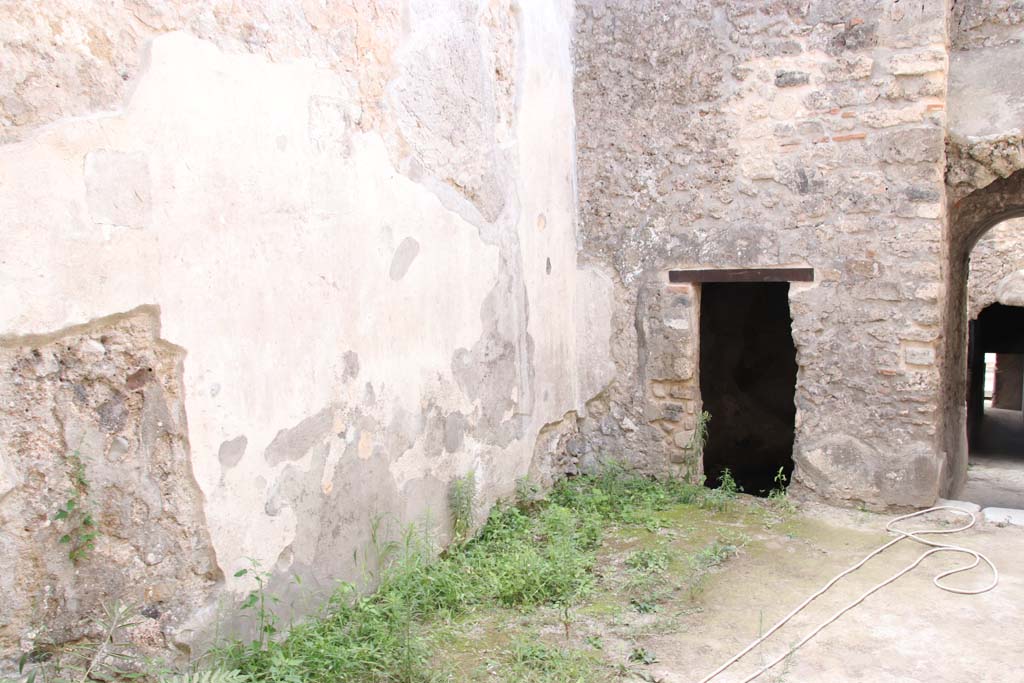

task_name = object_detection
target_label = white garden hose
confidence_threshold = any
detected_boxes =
[698,506,999,683]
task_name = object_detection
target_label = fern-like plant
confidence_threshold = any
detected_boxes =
[448,471,476,543]
[686,410,712,458]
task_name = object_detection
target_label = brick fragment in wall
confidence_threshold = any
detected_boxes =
[775,70,810,87]
[889,50,946,76]
[904,345,936,366]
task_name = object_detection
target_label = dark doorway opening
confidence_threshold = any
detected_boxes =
[963,303,1024,508]
[967,304,1024,444]
[699,282,797,494]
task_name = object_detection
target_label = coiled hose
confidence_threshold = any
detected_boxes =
[698,506,999,683]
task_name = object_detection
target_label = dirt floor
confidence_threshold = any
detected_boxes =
[436,496,1024,683]
[651,503,1022,683]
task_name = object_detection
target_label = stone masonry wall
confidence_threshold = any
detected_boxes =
[574,0,950,507]
[950,0,1024,50]
[0,0,613,670]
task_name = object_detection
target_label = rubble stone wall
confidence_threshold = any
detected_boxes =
[573,0,951,506]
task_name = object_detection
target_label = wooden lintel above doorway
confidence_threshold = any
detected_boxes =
[668,267,814,284]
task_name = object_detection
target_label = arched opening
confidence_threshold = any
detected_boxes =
[942,168,1024,505]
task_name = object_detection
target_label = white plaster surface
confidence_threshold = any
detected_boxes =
[948,43,1024,139]
[2,31,491,579]
[0,1,598,613]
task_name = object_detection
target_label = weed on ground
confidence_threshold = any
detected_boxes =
[14,466,762,683]
[209,466,754,682]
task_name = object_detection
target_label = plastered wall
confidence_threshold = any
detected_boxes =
[0,0,615,666]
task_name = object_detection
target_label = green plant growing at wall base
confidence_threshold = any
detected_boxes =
[767,467,795,513]
[699,467,739,512]
[681,410,712,482]
[234,560,280,652]
[53,450,100,564]
[193,463,757,683]
[449,471,477,544]
[686,410,711,458]
[17,601,142,683]
[514,477,542,512]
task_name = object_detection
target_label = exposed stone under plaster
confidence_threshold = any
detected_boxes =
[0,308,217,659]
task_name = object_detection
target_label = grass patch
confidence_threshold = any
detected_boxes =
[14,465,740,683]
[547,463,736,523]
[233,465,735,682]
[622,544,676,604]
[216,502,601,682]
[685,537,744,600]
[625,547,673,574]
[502,639,611,683]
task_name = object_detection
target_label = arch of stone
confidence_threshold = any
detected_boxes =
[943,168,1024,504]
